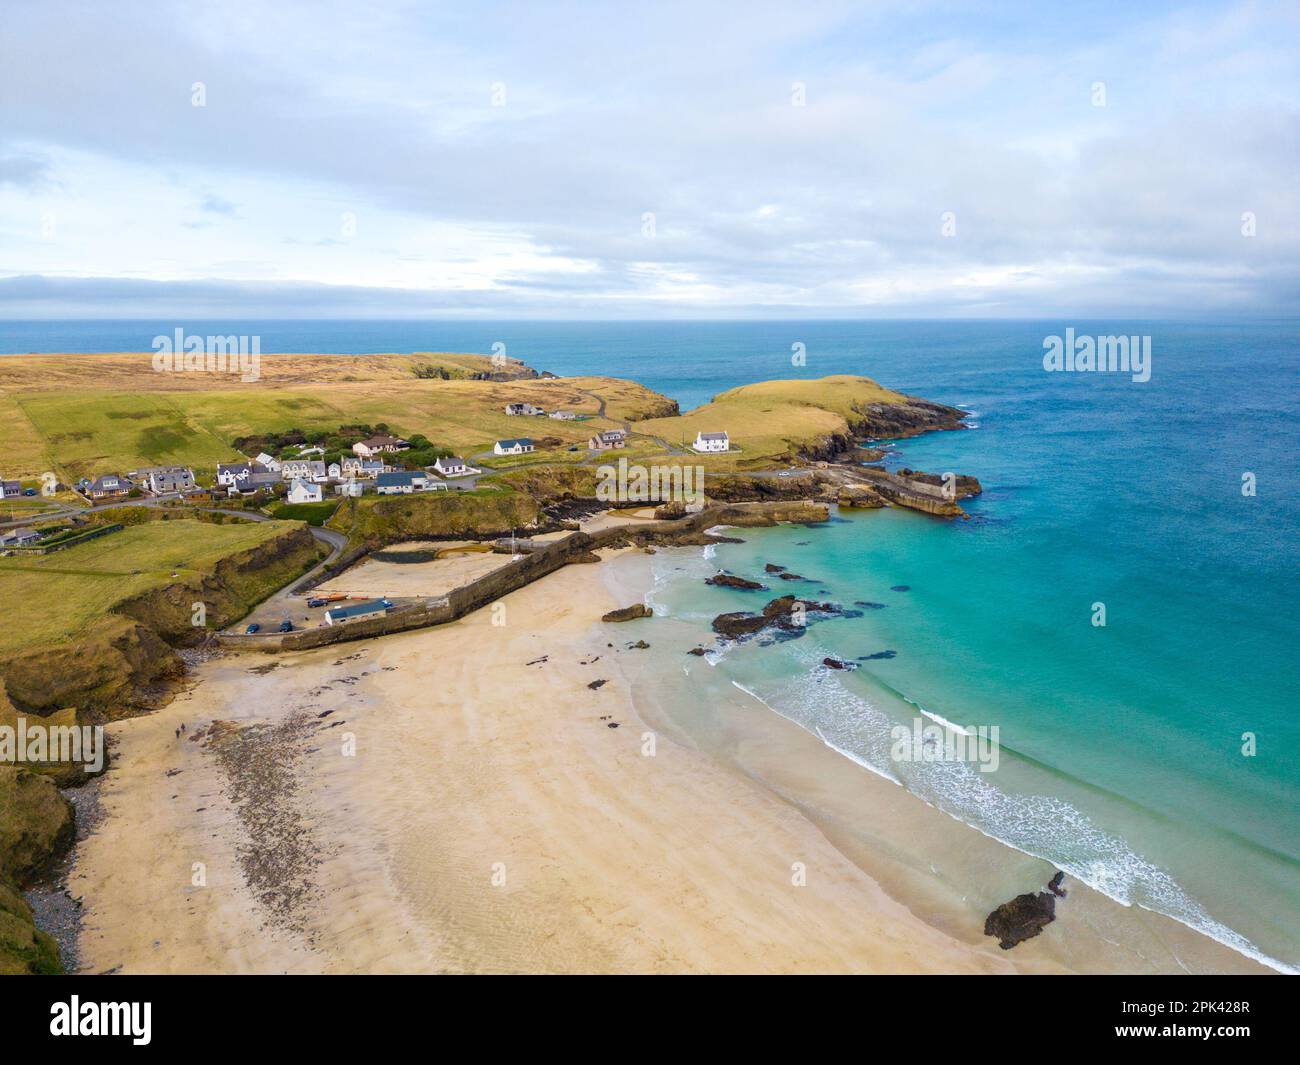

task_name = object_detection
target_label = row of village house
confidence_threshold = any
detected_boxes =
[19,424,732,510]
[504,402,730,454]
[63,434,483,506]
[494,428,730,455]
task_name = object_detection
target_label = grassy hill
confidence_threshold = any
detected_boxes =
[0,519,301,655]
[635,374,947,469]
[0,352,678,481]
[0,353,959,483]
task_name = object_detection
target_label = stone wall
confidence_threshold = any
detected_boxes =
[226,500,830,653]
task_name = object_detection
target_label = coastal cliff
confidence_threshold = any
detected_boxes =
[0,523,324,719]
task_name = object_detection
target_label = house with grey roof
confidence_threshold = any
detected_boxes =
[131,465,196,495]
[693,431,730,453]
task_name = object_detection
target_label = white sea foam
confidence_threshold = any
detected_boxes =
[732,659,1296,974]
[918,707,976,736]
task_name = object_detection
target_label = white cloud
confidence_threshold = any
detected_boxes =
[0,0,1296,317]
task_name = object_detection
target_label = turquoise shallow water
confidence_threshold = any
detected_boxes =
[6,318,1297,967]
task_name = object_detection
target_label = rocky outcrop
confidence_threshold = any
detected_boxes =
[707,471,821,503]
[601,604,651,622]
[848,397,968,440]
[836,483,887,508]
[711,594,840,640]
[0,878,62,974]
[705,573,765,590]
[711,612,771,638]
[984,872,1067,949]
[0,767,75,886]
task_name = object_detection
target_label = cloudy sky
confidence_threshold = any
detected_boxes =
[1,0,1296,318]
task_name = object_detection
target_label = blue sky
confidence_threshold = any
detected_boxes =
[0,0,1296,318]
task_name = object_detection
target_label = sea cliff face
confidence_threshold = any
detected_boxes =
[0,696,75,974]
[0,524,324,720]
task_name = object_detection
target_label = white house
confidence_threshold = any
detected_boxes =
[375,470,435,494]
[693,431,730,453]
[254,452,281,471]
[287,479,323,504]
[505,402,544,416]
[0,478,24,498]
[433,455,476,478]
[548,410,578,420]
[335,480,366,497]
[493,438,535,456]
[327,462,342,480]
[217,462,279,495]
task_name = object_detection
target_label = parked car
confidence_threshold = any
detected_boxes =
[245,623,261,634]
[307,597,327,608]
[278,620,294,633]
[23,488,36,496]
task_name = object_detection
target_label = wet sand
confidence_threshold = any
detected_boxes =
[69,548,1269,974]
[71,556,1041,974]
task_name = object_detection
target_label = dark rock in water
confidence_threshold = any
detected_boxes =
[822,658,855,670]
[587,679,608,690]
[764,594,838,618]
[890,585,911,592]
[984,891,1056,949]
[712,595,840,640]
[606,722,619,728]
[778,572,808,581]
[854,600,887,610]
[860,650,897,660]
[1047,871,1067,898]
[764,563,787,573]
[602,603,651,622]
[794,541,810,546]
[687,646,708,656]
[628,640,650,650]
[711,611,770,638]
[705,573,766,590]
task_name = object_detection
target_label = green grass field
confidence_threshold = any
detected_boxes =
[17,392,240,481]
[0,520,295,654]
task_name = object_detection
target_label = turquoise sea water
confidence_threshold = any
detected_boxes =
[5,318,1297,967]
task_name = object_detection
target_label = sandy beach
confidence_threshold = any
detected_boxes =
[67,549,1042,974]
[67,545,1269,974]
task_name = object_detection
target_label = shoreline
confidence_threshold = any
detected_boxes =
[601,545,1277,975]
[66,547,1047,974]
[61,537,1272,974]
